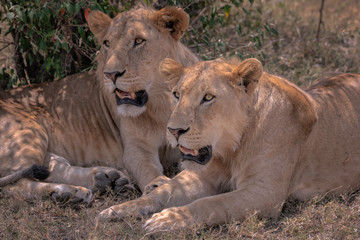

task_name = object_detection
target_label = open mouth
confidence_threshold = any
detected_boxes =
[179,145,212,165]
[115,89,148,107]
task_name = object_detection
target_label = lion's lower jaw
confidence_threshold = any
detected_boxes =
[117,104,147,117]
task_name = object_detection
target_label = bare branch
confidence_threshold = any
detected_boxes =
[316,0,325,40]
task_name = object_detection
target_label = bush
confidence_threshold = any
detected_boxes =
[0,0,119,88]
[0,0,277,89]
[166,0,278,60]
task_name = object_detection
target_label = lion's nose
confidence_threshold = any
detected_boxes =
[168,127,189,140]
[104,70,126,83]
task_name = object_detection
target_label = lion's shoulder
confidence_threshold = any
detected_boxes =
[263,73,318,134]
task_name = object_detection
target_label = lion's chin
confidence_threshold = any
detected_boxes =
[117,104,147,117]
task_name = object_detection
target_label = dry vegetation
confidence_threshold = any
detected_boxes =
[1,0,360,239]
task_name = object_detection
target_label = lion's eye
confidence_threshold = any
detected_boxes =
[103,40,110,48]
[173,91,180,100]
[201,94,215,104]
[134,38,145,47]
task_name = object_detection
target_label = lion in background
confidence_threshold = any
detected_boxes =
[98,57,360,233]
[0,6,198,203]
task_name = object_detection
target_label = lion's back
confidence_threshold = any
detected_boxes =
[290,73,360,200]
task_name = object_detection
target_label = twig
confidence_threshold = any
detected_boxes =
[0,43,11,52]
[190,7,207,26]
[316,0,325,40]
[0,40,13,44]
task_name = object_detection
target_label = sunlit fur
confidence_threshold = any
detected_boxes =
[98,58,360,233]
[88,6,198,191]
[0,6,198,201]
[166,59,251,159]
[91,7,198,118]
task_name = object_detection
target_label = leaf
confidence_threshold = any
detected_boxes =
[270,27,279,36]
[39,39,47,51]
[230,0,242,7]
[5,12,15,21]
[200,16,207,28]
[237,24,242,35]
[249,0,254,5]
[75,3,81,14]
[242,7,250,15]
[223,4,231,18]
[28,9,34,24]
[209,18,215,29]
[264,24,270,34]
[212,6,216,16]
[61,42,69,51]
[21,10,27,23]
[203,35,210,47]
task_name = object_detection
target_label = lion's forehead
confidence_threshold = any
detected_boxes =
[108,10,154,40]
[184,61,234,80]
[179,61,234,93]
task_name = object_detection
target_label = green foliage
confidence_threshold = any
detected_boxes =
[0,0,118,88]
[0,0,278,89]
[164,0,278,60]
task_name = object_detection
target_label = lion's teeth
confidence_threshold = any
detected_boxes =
[130,92,136,99]
[115,90,136,99]
[179,146,199,156]
[116,90,123,98]
[194,149,199,156]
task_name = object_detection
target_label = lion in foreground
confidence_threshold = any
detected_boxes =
[98,58,360,233]
[0,6,197,203]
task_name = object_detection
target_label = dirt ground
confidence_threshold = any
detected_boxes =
[1,0,360,239]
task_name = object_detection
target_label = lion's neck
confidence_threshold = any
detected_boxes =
[170,42,199,67]
[99,89,122,143]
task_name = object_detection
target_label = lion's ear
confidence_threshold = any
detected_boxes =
[232,58,263,94]
[87,10,112,43]
[160,58,184,89]
[150,6,189,41]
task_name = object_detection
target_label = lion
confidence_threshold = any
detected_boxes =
[98,57,360,233]
[0,6,198,204]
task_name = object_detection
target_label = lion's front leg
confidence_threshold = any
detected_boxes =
[98,169,219,221]
[122,144,164,192]
[44,152,130,194]
[144,184,287,233]
[143,206,193,232]
[4,178,93,205]
[143,175,171,195]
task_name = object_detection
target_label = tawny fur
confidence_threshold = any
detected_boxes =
[98,58,360,233]
[0,6,198,203]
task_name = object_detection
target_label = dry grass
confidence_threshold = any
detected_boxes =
[256,0,360,86]
[1,190,359,239]
[1,0,360,239]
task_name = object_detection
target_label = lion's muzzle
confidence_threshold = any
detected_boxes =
[179,145,212,165]
[115,89,148,107]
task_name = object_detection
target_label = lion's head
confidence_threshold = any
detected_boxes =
[160,58,263,164]
[87,6,197,117]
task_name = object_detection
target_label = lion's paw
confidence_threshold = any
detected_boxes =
[97,203,141,222]
[143,175,171,195]
[98,198,159,222]
[51,185,93,206]
[93,169,130,194]
[143,207,193,233]
[97,206,123,222]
